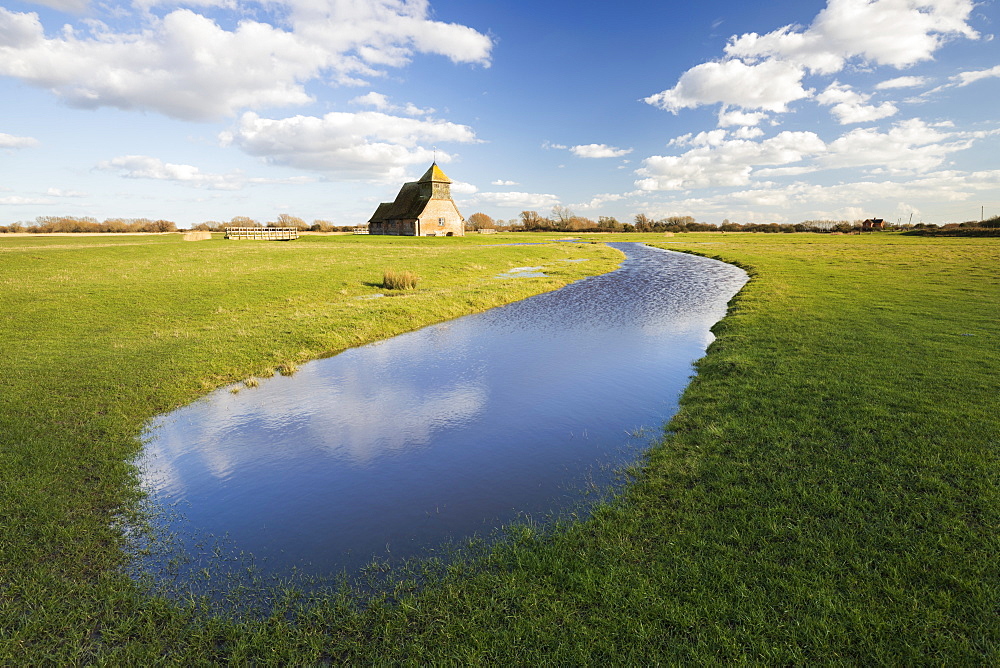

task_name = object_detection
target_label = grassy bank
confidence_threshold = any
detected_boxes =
[0,233,620,661]
[2,232,997,662]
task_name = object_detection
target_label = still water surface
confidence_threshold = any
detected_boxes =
[138,243,746,582]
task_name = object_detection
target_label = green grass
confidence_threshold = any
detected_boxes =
[1,231,997,662]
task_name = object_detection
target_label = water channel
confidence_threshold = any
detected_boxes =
[136,243,746,589]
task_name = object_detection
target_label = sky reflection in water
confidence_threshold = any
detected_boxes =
[138,243,747,581]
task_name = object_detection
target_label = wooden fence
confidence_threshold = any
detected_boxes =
[224,227,299,241]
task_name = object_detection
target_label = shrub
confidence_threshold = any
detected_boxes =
[310,220,336,232]
[382,269,419,290]
[270,214,308,230]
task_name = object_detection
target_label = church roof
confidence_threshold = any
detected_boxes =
[368,163,453,223]
[369,182,424,222]
[368,202,396,223]
[419,162,451,184]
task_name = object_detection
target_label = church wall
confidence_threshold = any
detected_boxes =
[418,199,465,236]
[370,220,417,236]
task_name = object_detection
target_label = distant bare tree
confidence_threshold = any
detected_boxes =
[229,216,260,228]
[598,216,622,231]
[272,214,308,230]
[468,212,496,230]
[102,218,129,233]
[519,210,545,230]
[551,205,575,225]
[634,213,654,232]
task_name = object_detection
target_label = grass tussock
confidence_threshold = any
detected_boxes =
[382,268,419,290]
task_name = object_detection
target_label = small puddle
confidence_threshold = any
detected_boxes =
[495,258,587,279]
[135,244,746,592]
[496,266,547,278]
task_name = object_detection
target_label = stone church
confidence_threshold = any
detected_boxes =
[367,163,466,236]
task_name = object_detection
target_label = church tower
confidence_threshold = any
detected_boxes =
[367,162,466,236]
[419,162,452,200]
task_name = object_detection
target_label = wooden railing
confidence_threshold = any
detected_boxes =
[224,227,300,241]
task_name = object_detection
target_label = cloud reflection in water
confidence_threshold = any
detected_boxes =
[137,243,747,581]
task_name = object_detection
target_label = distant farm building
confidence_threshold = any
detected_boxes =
[862,218,886,231]
[368,163,466,237]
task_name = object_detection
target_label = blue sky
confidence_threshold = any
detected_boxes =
[1,0,997,227]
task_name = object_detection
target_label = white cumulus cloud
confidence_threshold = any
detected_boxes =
[624,164,1000,224]
[0,195,52,205]
[636,131,827,191]
[718,108,769,127]
[220,111,478,181]
[96,155,246,190]
[816,81,898,124]
[450,180,478,195]
[569,143,633,158]
[28,0,90,11]
[0,132,39,148]
[645,58,810,113]
[725,0,979,73]
[46,187,87,197]
[0,1,492,121]
[734,126,765,139]
[645,0,979,118]
[574,192,627,210]
[952,65,1000,87]
[636,117,982,193]
[96,153,319,188]
[876,75,929,90]
[821,118,974,172]
[350,92,392,110]
[350,92,434,116]
[473,191,560,209]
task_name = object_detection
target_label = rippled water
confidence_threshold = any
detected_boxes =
[137,243,746,584]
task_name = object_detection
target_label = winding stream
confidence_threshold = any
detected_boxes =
[137,243,746,586]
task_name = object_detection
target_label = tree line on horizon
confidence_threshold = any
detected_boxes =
[0,215,356,234]
[463,208,1000,235]
[2,212,997,235]
[0,216,178,234]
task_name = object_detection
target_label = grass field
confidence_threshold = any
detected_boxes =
[1,231,997,662]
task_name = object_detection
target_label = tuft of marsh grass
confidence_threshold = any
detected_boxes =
[276,362,298,376]
[382,269,419,290]
[243,377,259,388]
